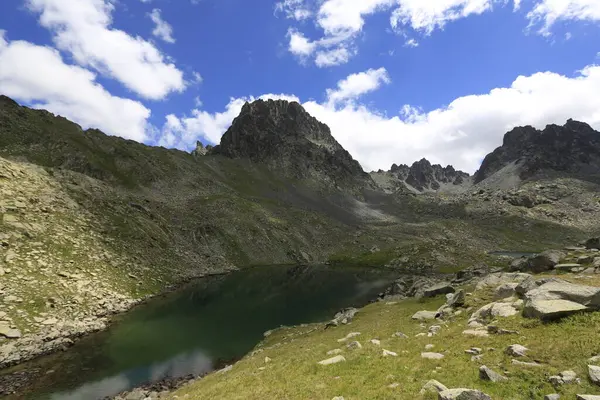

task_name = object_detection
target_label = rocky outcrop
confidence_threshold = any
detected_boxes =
[474,119,600,184]
[371,158,471,193]
[212,99,374,191]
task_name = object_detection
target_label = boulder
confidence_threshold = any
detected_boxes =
[494,283,519,299]
[479,365,508,382]
[509,257,529,272]
[523,299,589,320]
[412,310,438,321]
[470,301,519,323]
[589,365,600,386]
[420,379,449,394]
[462,329,489,337]
[422,283,455,298]
[476,272,531,290]
[0,323,21,339]
[512,359,543,367]
[346,341,362,350]
[577,396,600,400]
[585,238,600,250]
[525,279,600,312]
[525,250,565,273]
[327,308,358,328]
[505,344,528,357]
[515,277,561,297]
[549,370,579,385]
[446,289,466,307]
[438,388,492,400]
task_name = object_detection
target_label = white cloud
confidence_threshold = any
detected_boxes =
[149,8,175,44]
[287,29,316,57]
[157,65,600,174]
[0,34,150,142]
[26,0,186,100]
[275,0,312,21]
[283,0,600,66]
[390,0,498,34]
[527,0,600,35]
[404,38,419,47]
[315,46,353,67]
[326,67,390,105]
[192,71,203,84]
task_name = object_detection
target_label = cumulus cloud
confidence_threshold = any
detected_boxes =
[0,32,150,142]
[26,0,186,100]
[149,8,175,44]
[283,0,600,66]
[157,64,600,174]
[326,67,390,105]
[527,0,600,35]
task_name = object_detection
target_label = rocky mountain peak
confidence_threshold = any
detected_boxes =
[372,158,470,193]
[212,99,372,190]
[474,119,600,184]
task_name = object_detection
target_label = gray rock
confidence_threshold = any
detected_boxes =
[578,255,594,264]
[0,323,21,339]
[393,332,408,338]
[412,310,437,321]
[422,282,455,298]
[326,349,343,355]
[555,263,583,271]
[421,352,445,360]
[511,359,543,367]
[446,289,466,307]
[318,355,346,365]
[549,370,579,385]
[544,395,560,400]
[346,341,362,350]
[523,250,565,273]
[125,389,147,400]
[524,299,589,320]
[588,365,600,386]
[382,349,398,357]
[494,283,519,299]
[420,379,449,394]
[470,301,519,323]
[479,365,508,382]
[505,344,528,357]
[585,238,600,250]
[327,308,358,328]
[577,396,600,400]
[438,388,492,400]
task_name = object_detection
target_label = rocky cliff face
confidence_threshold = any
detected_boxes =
[211,99,374,191]
[372,159,471,193]
[474,119,600,184]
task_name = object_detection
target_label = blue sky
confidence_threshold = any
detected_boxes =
[0,0,600,173]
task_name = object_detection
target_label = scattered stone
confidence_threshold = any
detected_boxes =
[429,325,442,335]
[327,349,343,356]
[438,388,492,400]
[589,355,600,363]
[505,344,528,357]
[549,370,579,385]
[370,339,381,346]
[555,264,583,271]
[0,323,21,339]
[327,308,359,328]
[446,289,466,307]
[412,310,437,321]
[479,365,508,382]
[420,379,448,394]
[388,383,400,389]
[318,355,346,366]
[422,283,455,298]
[425,344,435,350]
[462,330,489,337]
[217,365,233,374]
[332,397,344,400]
[382,349,398,357]
[264,357,271,364]
[346,341,362,350]
[422,352,444,360]
[577,395,600,400]
[393,332,408,338]
[465,348,482,355]
[470,301,518,323]
[511,359,543,367]
[544,395,560,400]
[487,325,519,335]
[588,365,600,386]
[337,332,361,342]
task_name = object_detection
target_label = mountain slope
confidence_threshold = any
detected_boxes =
[474,119,600,185]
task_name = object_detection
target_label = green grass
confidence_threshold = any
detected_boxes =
[169,278,600,400]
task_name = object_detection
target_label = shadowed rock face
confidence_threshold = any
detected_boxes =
[211,99,373,190]
[385,159,470,192]
[474,119,600,184]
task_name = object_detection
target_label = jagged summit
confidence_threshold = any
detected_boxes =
[372,158,471,193]
[474,119,600,184]
[212,99,373,190]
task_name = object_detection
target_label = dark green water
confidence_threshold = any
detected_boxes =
[7,265,397,400]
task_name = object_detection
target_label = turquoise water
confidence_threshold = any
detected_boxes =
[6,265,397,399]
